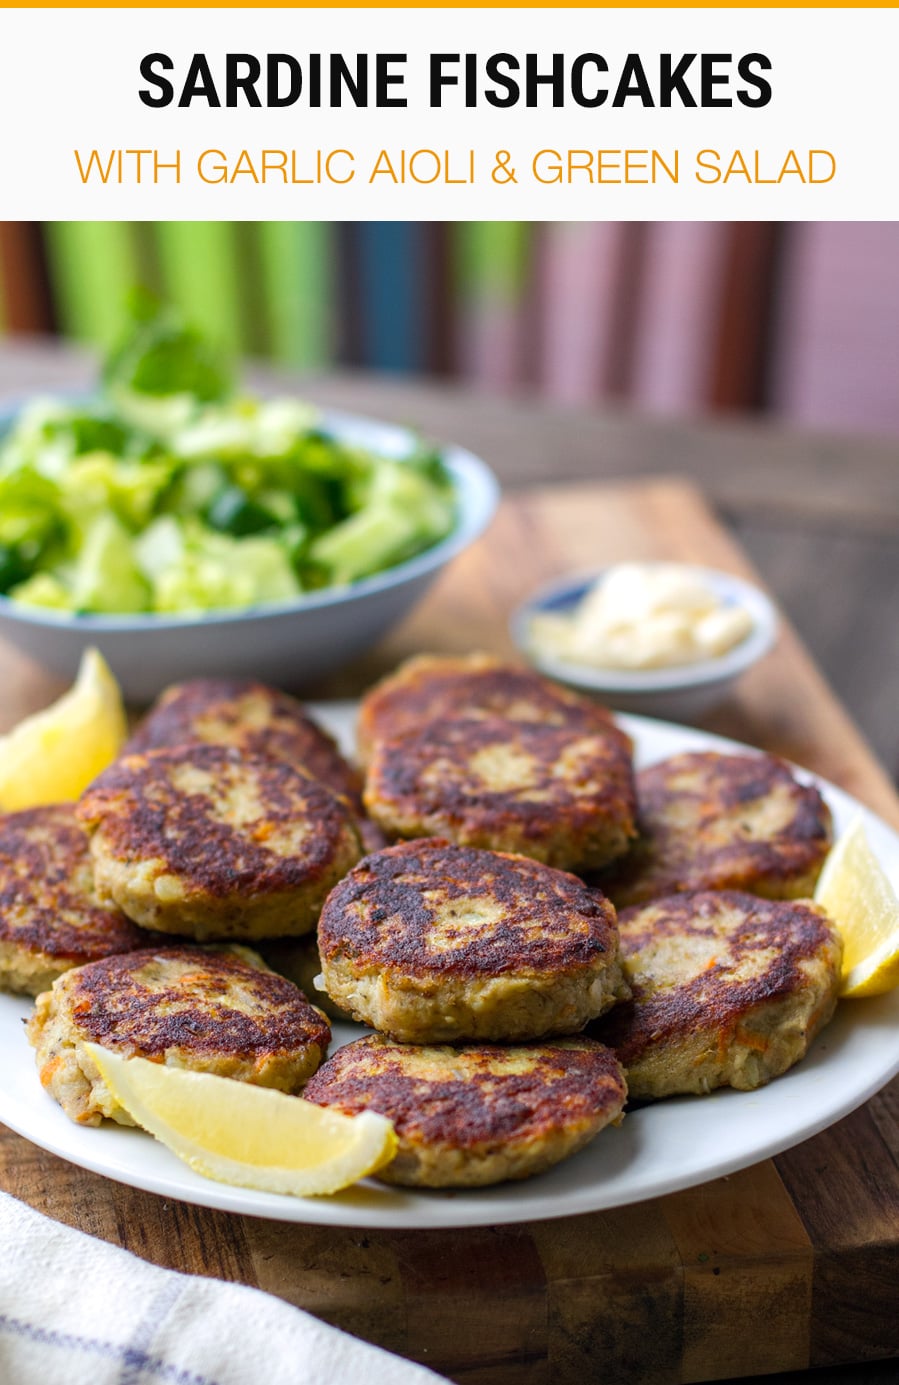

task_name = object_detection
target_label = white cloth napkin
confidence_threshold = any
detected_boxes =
[0,1189,446,1385]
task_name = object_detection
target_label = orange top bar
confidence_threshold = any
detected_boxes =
[4,3,896,8]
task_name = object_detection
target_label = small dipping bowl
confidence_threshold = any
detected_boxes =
[511,565,778,722]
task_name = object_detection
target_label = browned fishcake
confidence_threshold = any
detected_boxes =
[0,804,147,996]
[126,677,362,810]
[305,1034,627,1187]
[317,838,628,1042]
[77,744,362,941]
[592,890,842,1099]
[356,652,620,765]
[364,716,636,872]
[26,944,331,1125]
[598,751,833,908]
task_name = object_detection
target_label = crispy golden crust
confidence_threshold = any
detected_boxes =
[357,653,619,765]
[26,945,331,1124]
[35,944,330,1057]
[317,839,627,1042]
[320,838,619,977]
[0,805,146,994]
[305,1034,627,1187]
[598,752,833,908]
[77,745,362,940]
[127,678,362,810]
[593,890,842,1098]
[364,717,636,872]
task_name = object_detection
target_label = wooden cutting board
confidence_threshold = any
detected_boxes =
[1,477,897,1385]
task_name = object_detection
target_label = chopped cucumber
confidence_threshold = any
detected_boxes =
[71,515,151,614]
[0,298,457,617]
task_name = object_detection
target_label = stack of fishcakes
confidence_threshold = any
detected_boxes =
[360,653,639,872]
[306,655,643,1186]
[309,837,630,1186]
[14,655,846,1194]
[588,747,842,1098]
[314,655,843,1153]
[24,678,366,1128]
[19,661,636,1189]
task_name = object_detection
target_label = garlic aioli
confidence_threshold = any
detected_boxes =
[529,564,754,671]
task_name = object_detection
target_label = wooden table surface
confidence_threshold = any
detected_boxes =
[0,345,898,1384]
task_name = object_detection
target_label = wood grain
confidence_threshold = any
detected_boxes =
[662,1164,813,1381]
[532,1206,684,1385]
[0,476,897,1385]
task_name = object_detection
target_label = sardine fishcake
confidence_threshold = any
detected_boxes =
[318,838,629,1043]
[593,890,842,1099]
[599,752,833,908]
[77,745,362,941]
[357,653,621,765]
[305,1034,627,1188]
[0,804,147,996]
[365,717,636,872]
[26,944,331,1126]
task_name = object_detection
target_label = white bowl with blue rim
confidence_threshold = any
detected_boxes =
[511,566,778,722]
[0,405,499,703]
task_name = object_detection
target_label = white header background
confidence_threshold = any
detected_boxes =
[2,6,896,219]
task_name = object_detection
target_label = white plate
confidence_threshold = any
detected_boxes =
[1,706,898,1230]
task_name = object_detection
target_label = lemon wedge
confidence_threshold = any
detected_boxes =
[84,1044,397,1197]
[814,816,899,998]
[0,648,127,810]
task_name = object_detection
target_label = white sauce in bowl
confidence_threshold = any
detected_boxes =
[529,563,754,671]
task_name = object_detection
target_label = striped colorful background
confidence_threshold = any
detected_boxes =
[1,221,898,436]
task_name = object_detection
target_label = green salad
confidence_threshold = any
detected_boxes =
[0,299,456,617]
